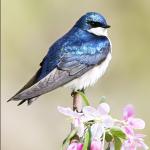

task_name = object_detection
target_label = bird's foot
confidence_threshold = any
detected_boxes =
[71,90,77,97]
[71,89,85,97]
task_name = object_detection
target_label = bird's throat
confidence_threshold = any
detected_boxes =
[88,27,108,36]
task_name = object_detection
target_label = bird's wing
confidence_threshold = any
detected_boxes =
[9,34,110,102]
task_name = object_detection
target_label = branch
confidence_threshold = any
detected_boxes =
[72,91,82,112]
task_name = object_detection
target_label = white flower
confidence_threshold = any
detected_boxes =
[82,103,114,140]
[57,106,84,137]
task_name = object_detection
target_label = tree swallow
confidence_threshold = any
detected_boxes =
[8,12,112,105]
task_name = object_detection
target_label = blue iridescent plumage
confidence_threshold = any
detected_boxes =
[39,27,110,80]
[8,12,111,105]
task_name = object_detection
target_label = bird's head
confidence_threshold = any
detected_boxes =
[75,12,110,36]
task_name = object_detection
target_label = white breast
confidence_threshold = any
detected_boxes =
[64,52,112,90]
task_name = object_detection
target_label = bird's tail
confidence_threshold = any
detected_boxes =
[7,96,39,106]
[7,69,41,105]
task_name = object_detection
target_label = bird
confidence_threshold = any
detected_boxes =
[7,12,112,106]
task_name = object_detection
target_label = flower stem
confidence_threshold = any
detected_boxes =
[72,91,82,112]
[102,131,106,150]
[70,91,82,143]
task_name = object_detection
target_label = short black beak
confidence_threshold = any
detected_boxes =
[103,25,111,28]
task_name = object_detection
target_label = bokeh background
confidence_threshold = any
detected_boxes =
[2,0,150,149]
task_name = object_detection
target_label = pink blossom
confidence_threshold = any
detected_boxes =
[122,105,148,150]
[91,123,104,140]
[67,142,83,150]
[82,103,113,127]
[127,117,145,129]
[83,103,113,140]
[122,134,149,150]
[82,103,111,121]
[57,106,81,118]
[58,103,148,150]
[123,105,135,121]
[90,140,102,150]
[123,105,145,132]
[57,106,84,137]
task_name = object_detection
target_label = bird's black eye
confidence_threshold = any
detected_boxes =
[87,21,111,28]
[87,21,102,28]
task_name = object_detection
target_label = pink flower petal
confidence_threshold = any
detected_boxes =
[97,103,110,115]
[122,139,136,150]
[67,142,83,150]
[91,123,104,140]
[136,140,149,150]
[90,140,102,150]
[102,115,114,128]
[123,105,135,120]
[124,126,134,136]
[135,134,146,138]
[77,143,83,150]
[82,106,98,120]
[57,106,78,117]
[122,130,148,150]
[134,134,149,149]
[72,119,85,137]
[77,122,85,137]
[128,118,145,129]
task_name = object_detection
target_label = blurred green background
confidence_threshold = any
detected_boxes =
[1,0,150,149]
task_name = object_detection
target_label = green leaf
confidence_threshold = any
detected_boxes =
[83,128,91,150]
[62,128,77,149]
[77,91,90,106]
[114,136,122,150]
[105,132,113,142]
[110,127,126,140]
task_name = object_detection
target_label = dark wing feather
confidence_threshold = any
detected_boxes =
[7,69,41,102]
[11,66,92,101]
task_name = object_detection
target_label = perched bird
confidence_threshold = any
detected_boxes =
[8,12,112,105]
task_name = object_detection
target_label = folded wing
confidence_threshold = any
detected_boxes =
[8,32,110,105]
